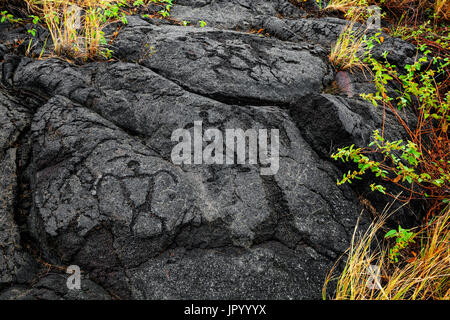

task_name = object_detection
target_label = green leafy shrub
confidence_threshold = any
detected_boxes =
[332,34,449,210]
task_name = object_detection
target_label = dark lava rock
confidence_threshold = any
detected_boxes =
[289,93,417,158]
[171,0,304,30]
[129,242,331,299]
[0,274,111,300]
[113,17,334,106]
[0,0,419,299]
[0,90,34,287]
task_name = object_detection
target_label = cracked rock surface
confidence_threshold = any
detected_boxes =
[0,0,417,299]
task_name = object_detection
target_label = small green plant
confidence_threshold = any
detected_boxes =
[24,15,42,57]
[133,0,145,6]
[15,0,178,60]
[316,0,324,9]
[1,10,22,23]
[198,20,207,27]
[390,19,449,50]
[384,226,416,263]
[156,0,173,17]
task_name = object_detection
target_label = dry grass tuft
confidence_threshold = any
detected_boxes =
[329,20,368,72]
[324,202,450,300]
[24,0,123,60]
[435,0,449,19]
[325,0,368,12]
[324,0,449,20]
[2,0,167,60]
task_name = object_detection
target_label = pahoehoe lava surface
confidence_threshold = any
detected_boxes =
[0,0,418,299]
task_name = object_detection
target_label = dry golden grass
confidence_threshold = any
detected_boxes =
[24,0,120,59]
[323,202,450,300]
[329,20,368,72]
[435,0,449,19]
[18,0,160,60]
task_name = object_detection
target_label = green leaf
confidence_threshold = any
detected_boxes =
[385,230,397,238]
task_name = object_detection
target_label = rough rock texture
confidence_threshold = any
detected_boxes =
[113,17,334,106]
[0,90,34,287]
[0,0,418,299]
[170,0,305,30]
[0,274,111,300]
[289,94,418,159]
